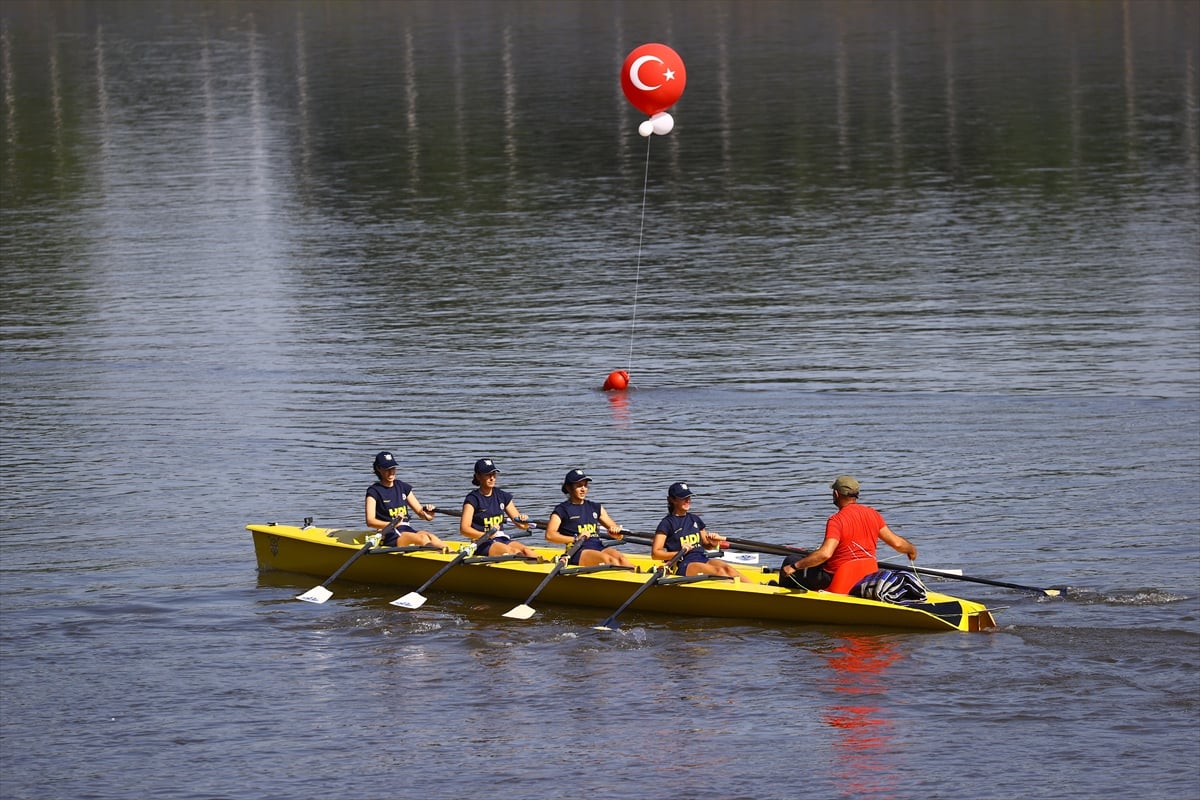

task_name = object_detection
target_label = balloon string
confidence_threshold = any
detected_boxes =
[627,134,652,376]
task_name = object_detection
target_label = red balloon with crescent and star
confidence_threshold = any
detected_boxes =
[604,44,686,393]
[620,43,686,116]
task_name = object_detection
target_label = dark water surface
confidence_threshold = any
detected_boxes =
[2,2,1198,799]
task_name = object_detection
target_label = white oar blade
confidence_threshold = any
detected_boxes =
[390,592,427,609]
[501,604,536,620]
[296,586,333,604]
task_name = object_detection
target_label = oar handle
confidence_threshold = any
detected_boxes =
[720,535,809,558]
[615,531,732,557]
[369,513,424,538]
[529,520,639,543]
[435,507,536,534]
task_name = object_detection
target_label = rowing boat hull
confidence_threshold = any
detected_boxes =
[248,523,997,632]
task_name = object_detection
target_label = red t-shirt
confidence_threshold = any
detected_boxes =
[823,503,887,573]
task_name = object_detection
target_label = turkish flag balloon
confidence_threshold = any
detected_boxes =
[620,43,687,117]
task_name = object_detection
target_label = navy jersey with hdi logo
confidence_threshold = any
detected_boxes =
[465,488,514,536]
[656,512,707,552]
[366,480,415,524]
[551,499,609,564]
[549,500,603,538]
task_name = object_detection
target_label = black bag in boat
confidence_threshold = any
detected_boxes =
[850,569,927,604]
[777,555,832,591]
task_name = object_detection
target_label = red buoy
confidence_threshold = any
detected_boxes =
[603,370,630,391]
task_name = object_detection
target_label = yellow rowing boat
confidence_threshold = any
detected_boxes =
[248,522,997,632]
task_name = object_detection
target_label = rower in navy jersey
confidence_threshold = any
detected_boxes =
[544,469,636,570]
[650,482,746,582]
[460,458,539,559]
[365,451,448,550]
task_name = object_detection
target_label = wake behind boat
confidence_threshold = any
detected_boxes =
[249,522,998,632]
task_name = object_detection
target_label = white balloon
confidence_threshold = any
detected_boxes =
[638,120,654,137]
[651,112,674,135]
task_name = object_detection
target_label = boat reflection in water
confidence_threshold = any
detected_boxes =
[820,635,902,796]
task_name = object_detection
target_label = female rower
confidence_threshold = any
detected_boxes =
[544,469,636,570]
[365,451,449,550]
[461,458,539,559]
[650,482,745,583]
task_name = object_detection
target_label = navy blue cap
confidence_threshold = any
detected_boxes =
[668,482,694,499]
[473,458,499,475]
[562,469,591,493]
[373,451,398,471]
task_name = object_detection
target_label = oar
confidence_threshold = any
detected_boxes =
[390,529,535,610]
[501,536,590,620]
[296,517,406,604]
[713,535,806,558]
[390,549,470,609]
[593,550,686,631]
[719,534,1062,597]
[612,531,660,547]
[527,520,643,547]
[897,564,1062,597]
[616,530,730,555]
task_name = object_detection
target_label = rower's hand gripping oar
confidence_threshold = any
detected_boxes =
[524,518,627,541]
[501,535,591,620]
[431,506,535,533]
[295,517,406,604]
[719,534,1063,597]
[610,529,731,559]
[593,549,686,631]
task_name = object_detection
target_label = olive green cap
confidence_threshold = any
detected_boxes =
[831,475,860,496]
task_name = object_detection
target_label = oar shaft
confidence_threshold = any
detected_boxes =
[517,537,586,605]
[321,542,372,587]
[595,550,684,629]
[296,517,409,603]
[721,535,809,558]
[405,528,534,591]
[897,564,1058,595]
[437,507,531,525]
[596,581,653,630]
[320,515,413,586]
[412,550,469,593]
[721,534,1057,596]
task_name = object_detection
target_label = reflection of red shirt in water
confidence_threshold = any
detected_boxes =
[824,503,887,573]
